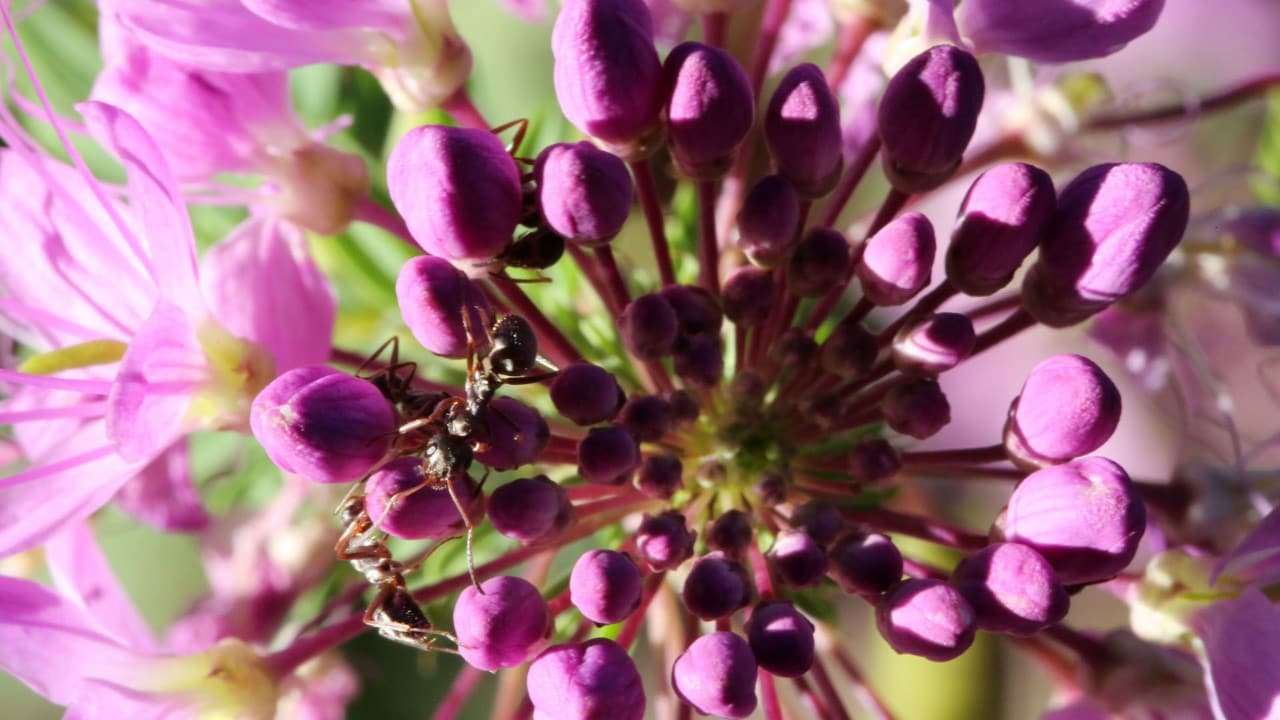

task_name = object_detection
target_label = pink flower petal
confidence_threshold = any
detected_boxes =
[45,523,157,651]
[956,0,1164,63]
[1214,507,1280,588]
[66,680,183,720]
[114,440,210,533]
[1191,588,1280,720]
[241,0,408,31]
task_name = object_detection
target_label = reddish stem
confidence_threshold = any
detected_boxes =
[970,307,1036,357]
[825,16,875,91]
[899,444,1009,467]
[440,88,489,130]
[352,196,417,249]
[431,665,486,720]
[817,135,882,229]
[631,158,677,286]
[697,180,721,296]
[839,507,988,551]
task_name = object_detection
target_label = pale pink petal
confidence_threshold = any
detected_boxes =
[66,680,183,720]
[241,0,408,31]
[501,0,550,23]
[114,440,210,533]
[44,523,157,651]
[769,0,835,75]
[956,0,1163,63]
[1041,699,1111,720]
[1191,589,1280,720]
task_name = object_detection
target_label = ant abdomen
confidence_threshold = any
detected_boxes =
[489,315,540,375]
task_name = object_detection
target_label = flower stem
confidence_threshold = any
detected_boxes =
[631,158,677,286]
[352,196,418,248]
[899,444,1009,467]
[824,16,876,91]
[809,656,854,720]
[440,88,489,130]
[431,665,485,720]
[970,307,1036,357]
[875,280,958,346]
[702,12,728,48]
[1087,73,1280,129]
[839,507,988,551]
[697,180,721,295]
[828,643,896,720]
[817,136,882,229]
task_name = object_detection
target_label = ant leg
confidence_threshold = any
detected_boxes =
[489,117,529,154]
[501,371,560,386]
[398,396,462,435]
[335,521,391,562]
[446,471,483,593]
[363,586,461,654]
[400,534,465,575]
[356,337,400,379]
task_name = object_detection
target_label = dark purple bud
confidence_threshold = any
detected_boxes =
[1023,163,1190,327]
[878,45,984,193]
[745,602,815,678]
[475,397,550,470]
[683,553,753,620]
[672,632,758,719]
[536,141,634,246]
[396,256,490,359]
[770,530,828,589]
[956,0,1164,63]
[673,334,724,388]
[578,425,641,485]
[849,438,901,484]
[876,579,976,661]
[706,509,753,558]
[730,371,767,407]
[736,175,801,268]
[789,227,852,298]
[527,638,645,720]
[636,511,696,571]
[365,458,485,540]
[620,292,679,358]
[388,125,522,263]
[892,313,976,376]
[1005,354,1122,467]
[765,63,843,198]
[882,377,951,439]
[570,549,644,625]
[820,321,878,378]
[856,212,936,306]
[668,390,701,427]
[952,542,1069,636]
[722,267,774,326]
[753,469,787,506]
[772,328,818,369]
[635,453,683,499]
[947,163,1055,296]
[455,576,552,671]
[250,366,394,484]
[663,41,754,179]
[552,0,664,156]
[617,394,673,442]
[551,362,626,426]
[1000,457,1146,585]
[489,474,575,545]
[660,284,724,337]
[829,532,903,597]
[790,501,843,545]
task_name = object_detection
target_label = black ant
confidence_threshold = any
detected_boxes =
[480,227,566,283]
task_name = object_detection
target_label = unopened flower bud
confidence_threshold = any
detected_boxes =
[791,501,843,545]
[527,639,646,720]
[1005,354,1122,467]
[673,334,724,388]
[250,366,394,483]
[571,550,644,625]
[536,141,634,246]
[617,394,673,442]
[489,475,575,545]
[746,602,815,678]
[663,42,754,179]
[772,328,818,369]
[789,227,853,297]
[821,321,878,378]
[878,45,984,193]
[578,425,641,485]
[857,212,936,306]
[882,377,951,439]
[475,397,549,470]
[683,553,753,620]
[636,511,696,571]
[455,576,552,671]
[892,313,976,375]
[550,363,626,426]
[365,458,485,539]
[672,632,758,719]
[620,293,680,358]
[722,267,774,326]
[1000,457,1146,585]
[1023,163,1190,327]
[396,256,490,359]
[947,163,1055,296]
[952,542,1069,636]
[387,125,522,263]
[636,454,683,499]
[770,529,828,588]
[849,438,901,484]
[661,284,724,338]
[764,64,843,198]
[753,469,788,506]
[736,175,801,267]
[668,390,701,426]
[829,532,903,597]
[876,579,976,661]
[707,509,753,558]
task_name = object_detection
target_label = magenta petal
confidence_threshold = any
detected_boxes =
[240,0,407,31]
[45,523,156,651]
[113,440,210,533]
[1214,507,1280,587]
[66,679,181,720]
[956,0,1165,63]
[1190,588,1280,720]
[201,217,335,373]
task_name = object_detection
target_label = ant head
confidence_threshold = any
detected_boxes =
[339,496,366,526]
[490,315,539,375]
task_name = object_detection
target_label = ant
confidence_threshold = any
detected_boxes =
[481,117,569,283]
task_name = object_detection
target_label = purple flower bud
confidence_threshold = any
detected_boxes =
[765,64,843,198]
[892,313,976,376]
[552,0,664,155]
[636,511,696,571]
[876,579,976,661]
[536,142,634,246]
[636,453,683,499]
[746,602,815,678]
[947,163,1055,296]
[578,425,641,485]
[753,469,788,506]
[661,284,724,338]
[387,125,522,263]
[956,0,1164,63]
[570,549,644,625]
[663,42,754,179]
[250,366,394,484]
[550,363,626,426]
[365,458,485,539]
[789,227,853,298]
[849,438,901,484]
[617,394,673,442]
[772,328,818,369]
[673,334,725,388]
[770,529,828,588]
[668,390,701,427]
[952,542,1069,636]
[878,45,984,193]
[527,639,645,720]
[856,212,936,306]
[882,377,951,439]
[396,256,491,359]
[722,267,774,327]
[455,575,552,671]
[1004,354,1122,467]
[1023,163,1190,327]
[489,474,575,545]
[475,397,550,470]
[672,632,758,719]
[707,509,753,558]
[683,553,753,620]
[620,293,679,359]
[791,501,843,545]
[820,321,878,378]
[736,175,801,268]
[829,532,903,597]
[1000,457,1146,585]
